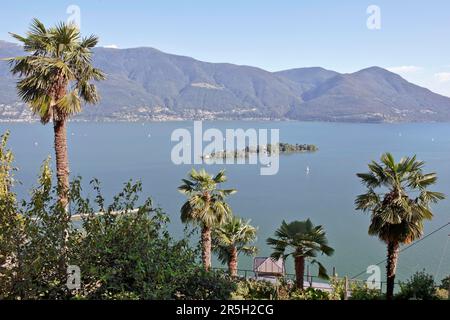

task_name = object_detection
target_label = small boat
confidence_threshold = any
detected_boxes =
[306,166,310,174]
[262,162,272,168]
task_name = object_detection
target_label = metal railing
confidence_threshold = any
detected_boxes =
[212,266,398,295]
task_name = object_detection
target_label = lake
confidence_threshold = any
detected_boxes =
[1,121,449,283]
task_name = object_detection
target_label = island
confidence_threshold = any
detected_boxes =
[202,143,318,160]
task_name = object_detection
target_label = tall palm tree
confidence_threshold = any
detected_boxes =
[267,219,334,290]
[179,168,236,270]
[355,153,444,300]
[7,19,105,207]
[212,216,257,276]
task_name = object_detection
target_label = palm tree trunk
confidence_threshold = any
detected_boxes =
[228,246,238,277]
[386,241,400,300]
[53,119,70,208]
[201,225,212,270]
[294,255,305,290]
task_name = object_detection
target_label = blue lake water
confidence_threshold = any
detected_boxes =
[1,121,449,283]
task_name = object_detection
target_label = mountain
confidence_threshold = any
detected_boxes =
[1,40,450,122]
[288,67,450,122]
[0,41,23,105]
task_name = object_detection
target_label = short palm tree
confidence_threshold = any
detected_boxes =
[179,168,236,270]
[212,216,258,276]
[7,19,105,207]
[267,219,334,290]
[356,153,444,300]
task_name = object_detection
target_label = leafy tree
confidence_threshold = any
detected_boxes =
[349,282,384,300]
[212,216,257,276]
[179,168,235,270]
[396,271,437,300]
[7,19,105,207]
[0,138,236,299]
[0,131,22,297]
[70,179,233,300]
[0,131,15,197]
[267,219,334,290]
[356,153,444,300]
[290,287,330,300]
[0,157,76,299]
[231,279,276,300]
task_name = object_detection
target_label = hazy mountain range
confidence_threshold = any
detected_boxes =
[1,40,450,123]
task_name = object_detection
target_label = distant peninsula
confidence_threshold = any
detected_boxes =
[202,143,317,160]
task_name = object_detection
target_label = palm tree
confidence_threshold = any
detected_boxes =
[355,153,445,300]
[212,216,257,276]
[179,168,236,270]
[7,19,105,207]
[267,219,334,290]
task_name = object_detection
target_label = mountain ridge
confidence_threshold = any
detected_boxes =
[1,41,450,123]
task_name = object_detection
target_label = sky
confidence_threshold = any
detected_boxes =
[1,0,450,96]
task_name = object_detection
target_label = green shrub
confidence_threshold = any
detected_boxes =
[1,157,77,299]
[290,287,330,300]
[349,282,384,300]
[0,134,236,300]
[396,271,438,300]
[231,279,277,300]
[329,277,345,300]
[176,269,236,300]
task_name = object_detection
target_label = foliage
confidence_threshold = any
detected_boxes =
[268,143,317,153]
[440,275,450,290]
[7,19,105,123]
[231,279,277,300]
[266,219,334,279]
[396,271,438,300]
[231,278,333,301]
[0,131,22,298]
[71,179,204,300]
[356,153,444,244]
[0,157,76,299]
[435,288,449,300]
[176,269,237,300]
[212,216,257,268]
[349,282,384,300]
[290,287,330,300]
[179,168,236,269]
[329,277,345,300]
[0,138,236,299]
[179,168,235,228]
[356,153,444,299]
[0,131,15,197]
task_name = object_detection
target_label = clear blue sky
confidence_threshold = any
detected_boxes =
[1,0,450,95]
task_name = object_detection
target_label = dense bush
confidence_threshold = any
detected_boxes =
[1,173,236,299]
[290,287,330,300]
[176,268,236,300]
[231,279,277,300]
[396,271,438,300]
[349,282,384,300]
[231,278,334,300]
[329,277,345,300]
[0,133,236,300]
[0,157,74,299]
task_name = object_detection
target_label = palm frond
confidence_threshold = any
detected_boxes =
[7,19,105,123]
